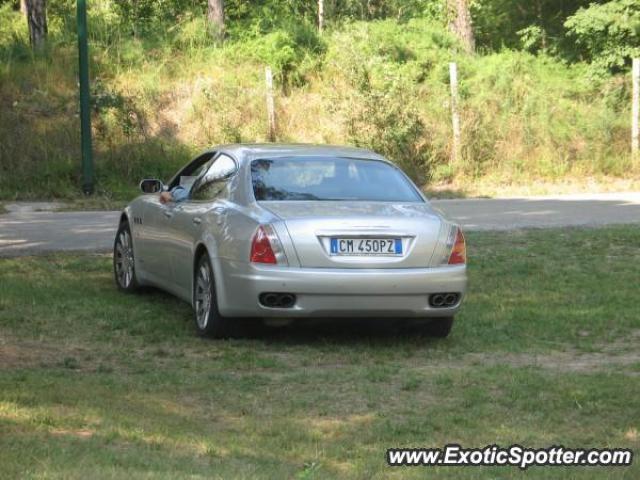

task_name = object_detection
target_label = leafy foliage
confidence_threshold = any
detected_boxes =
[110,0,204,36]
[0,3,27,53]
[347,78,430,184]
[225,0,444,27]
[329,19,458,182]
[472,0,601,57]
[1,0,639,200]
[230,20,326,90]
[565,0,640,73]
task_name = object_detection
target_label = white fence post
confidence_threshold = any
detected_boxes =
[265,66,276,142]
[318,0,324,33]
[449,62,461,165]
[632,58,639,160]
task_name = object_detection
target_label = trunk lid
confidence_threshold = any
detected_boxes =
[263,201,444,268]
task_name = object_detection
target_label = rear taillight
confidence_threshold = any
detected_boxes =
[448,228,466,265]
[250,226,277,264]
[250,225,287,265]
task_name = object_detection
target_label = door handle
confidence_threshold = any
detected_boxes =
[163,210,173,219]
[213,207,226,214]
[193,217,202,225]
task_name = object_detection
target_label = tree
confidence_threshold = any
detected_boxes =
[25,0,47,51]
[448,0,474,53]
[565,0,640,73]
[208,0,225,41]
[471,0,599,56]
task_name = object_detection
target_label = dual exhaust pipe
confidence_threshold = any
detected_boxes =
[429,292,460,308]
[259,292,296,309]
[260,292,457,309]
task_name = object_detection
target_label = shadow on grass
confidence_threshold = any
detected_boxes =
[259,317,443,346]
[135,285,444,347]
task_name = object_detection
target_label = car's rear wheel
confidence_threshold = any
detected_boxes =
[113,221,139,292]
[424,317,454,338]
[193,252,236,338]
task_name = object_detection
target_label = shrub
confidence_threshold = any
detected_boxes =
[0,11,637,200]
[347,77,430,184]
[326,19,459,182]
[0,4,29,60]
[228,21,325,91]
[565,0,640,74]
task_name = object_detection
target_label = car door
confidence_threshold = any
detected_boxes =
[140,152,216,284]
[163,153,239,299]
[138,195,172,281]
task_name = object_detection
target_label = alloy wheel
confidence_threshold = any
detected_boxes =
[114,229,134,288]
[195,262,212,329]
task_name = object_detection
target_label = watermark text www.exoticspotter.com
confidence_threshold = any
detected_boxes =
[386,444,633,470]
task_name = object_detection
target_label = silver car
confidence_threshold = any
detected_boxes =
[113,144,467,338]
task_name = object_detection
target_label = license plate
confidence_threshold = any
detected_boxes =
[330,238,402,256]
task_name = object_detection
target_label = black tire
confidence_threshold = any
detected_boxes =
[113,221,139,292]
[425,317,454,338]
[193,252,235,338]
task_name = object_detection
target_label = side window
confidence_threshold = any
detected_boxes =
[191,154,237,202]
[168,152,215,190]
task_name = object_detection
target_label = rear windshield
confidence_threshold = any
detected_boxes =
[251,157,423,202]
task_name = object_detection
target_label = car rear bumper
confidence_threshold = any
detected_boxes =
[215,259,467,318]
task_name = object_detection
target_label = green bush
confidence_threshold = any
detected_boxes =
[326,19,460,182]
[228,20,325,91]
[0,4,29,59]
[472,0,596,58]
[565,0,640,74]
[347,77,430,184]
[170,14,218,51]
[326,20,633,183]
[0,10,637,200]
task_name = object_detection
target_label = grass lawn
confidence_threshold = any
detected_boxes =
[0,227,638,479]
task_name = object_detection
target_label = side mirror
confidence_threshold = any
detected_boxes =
[140,179,164,194]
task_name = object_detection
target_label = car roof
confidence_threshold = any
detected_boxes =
[210,143,386,162]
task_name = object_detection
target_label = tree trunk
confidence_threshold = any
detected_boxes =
[207,0,225,41]
[20,0,27,16]
[447,0,474,54]
[25,0,47,51]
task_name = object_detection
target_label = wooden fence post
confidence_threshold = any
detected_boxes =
[265,66,276,142]
[449,62,461,165]
[318,0,324,33]
[632,58,639,160]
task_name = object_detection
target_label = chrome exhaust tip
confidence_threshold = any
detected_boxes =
[444,293,458,306]
[279,294,295,308]
[430,294,445,307]
[261,293,279,307]
[429,293,460,308]
[259,293,297,309]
